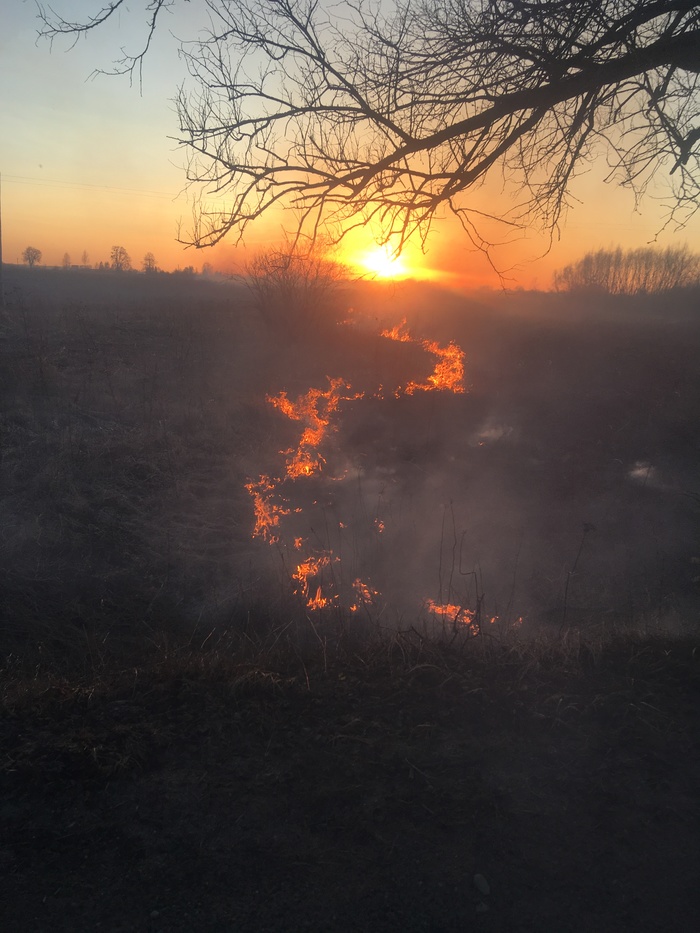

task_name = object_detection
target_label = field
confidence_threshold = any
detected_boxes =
[1,266,699,931]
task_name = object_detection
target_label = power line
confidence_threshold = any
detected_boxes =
[2,174,179,201]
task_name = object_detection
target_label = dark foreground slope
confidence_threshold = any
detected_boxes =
[2,636,699,933]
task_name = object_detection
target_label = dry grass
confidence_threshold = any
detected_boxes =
[2,266,698,674]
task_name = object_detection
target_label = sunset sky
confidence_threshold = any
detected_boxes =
[2,1,700,288]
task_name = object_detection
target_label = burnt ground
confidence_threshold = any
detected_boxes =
[2,635,700,933]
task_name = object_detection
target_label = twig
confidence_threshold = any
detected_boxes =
[561,523,595,632]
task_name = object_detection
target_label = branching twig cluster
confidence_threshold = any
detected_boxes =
[37,1,700,258]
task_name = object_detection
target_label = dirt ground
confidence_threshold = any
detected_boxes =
[2,636,700,933]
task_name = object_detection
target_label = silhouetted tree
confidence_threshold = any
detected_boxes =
[555,245,700,293]
[81,250,89,267]
[22,246,42,268]
[62,252,71,269]
[111,245,131,272]
[245,243,347,335]
[142,251,157,273]
[39,2,700,258]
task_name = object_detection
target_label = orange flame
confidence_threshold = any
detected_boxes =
[381,320,466,395]
[307,587,334,610]
[245,475,290,542]
[245,317,482,620]
[268,378,363,478]
[407,340,465,394]
[424,599,480,634]
[424,599,474,621]
[353,578,379,604]
[292,553,340,608]
[349,578,380,613]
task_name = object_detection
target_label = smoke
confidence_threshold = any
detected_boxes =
[234,281,699,635]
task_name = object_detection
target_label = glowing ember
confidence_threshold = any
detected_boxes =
[245,475,290,542]
[381,320,466,395]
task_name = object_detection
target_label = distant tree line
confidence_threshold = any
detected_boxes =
[554,246,700,294]
[17,242,217,276]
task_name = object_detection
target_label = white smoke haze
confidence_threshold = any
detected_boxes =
[628,460,661,487]
[232,280,700,640]
[1,269,698,655]
[470,419,517,447]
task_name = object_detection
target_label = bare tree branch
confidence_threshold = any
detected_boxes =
[37,0,181,90]
[37,1,700,257]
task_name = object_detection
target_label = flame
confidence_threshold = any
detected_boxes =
[381,320,466,395]
[243,312,500,623]
[424,599,474,622]
[307,587,333,610]
[245,475,290,542]
[268,378,362,478]
[424,599,481,635]
[292,553,340,608]
[354,578,379,603]
[407,340,465,394]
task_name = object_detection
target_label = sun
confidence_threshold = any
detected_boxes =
[356,244,410,279]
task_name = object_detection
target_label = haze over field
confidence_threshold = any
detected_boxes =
[2,264,698,650]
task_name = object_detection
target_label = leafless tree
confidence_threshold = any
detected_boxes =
[22,246,42,268]
[244,243,347,334]
[111,245,132,272]
[143,251,158,273]
[81,249,89,267]
[62,252,71,270]
[38,1,700,259]
[554,244,700,292]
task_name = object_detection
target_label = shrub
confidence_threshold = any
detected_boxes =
[244,244,347,336]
